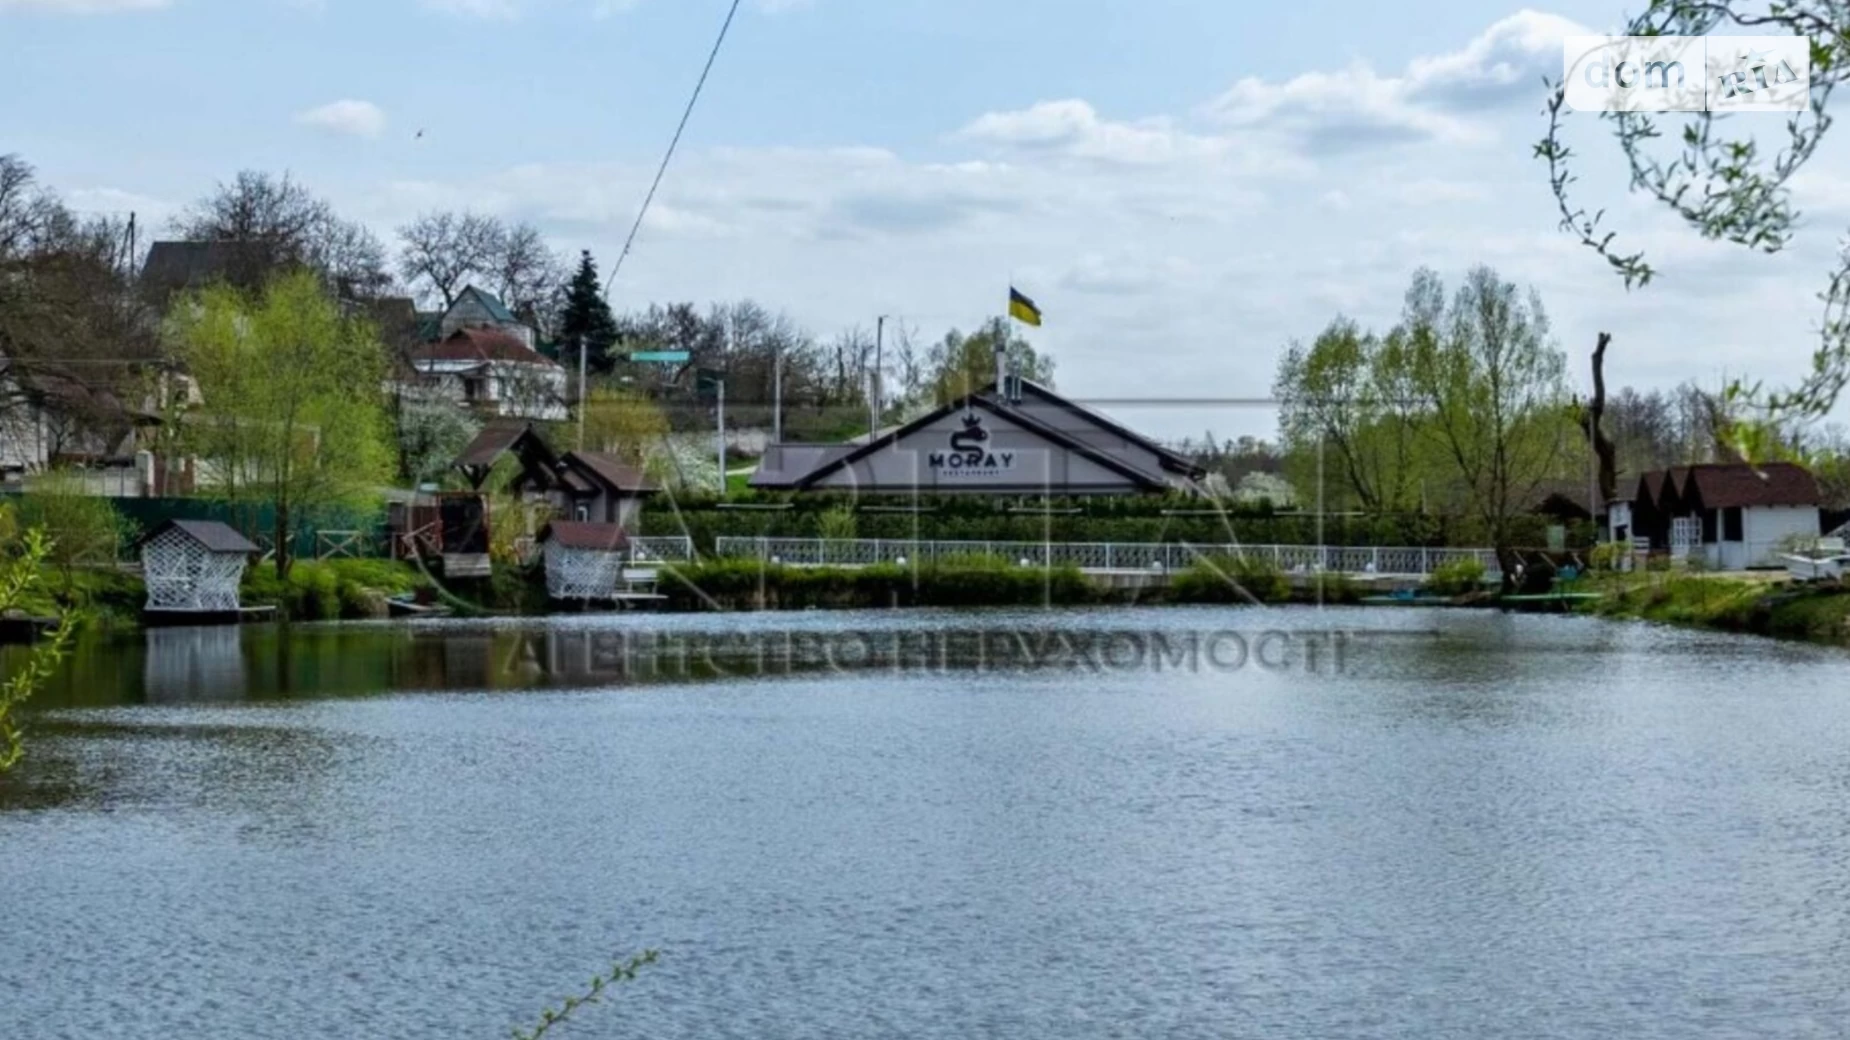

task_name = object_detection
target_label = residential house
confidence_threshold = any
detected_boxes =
[1616,462,1823,569]
[396,286,565,421]
[454,422,660,527]
[0,361,169,496]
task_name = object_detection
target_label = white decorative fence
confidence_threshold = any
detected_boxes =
[631,536,696,563]
[712,538,1500,578]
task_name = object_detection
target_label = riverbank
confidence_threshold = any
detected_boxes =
[1576,572,1850,646]
[16,553,1498,632]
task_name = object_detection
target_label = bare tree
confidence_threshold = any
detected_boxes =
[171,170,391,298]
[397,211,499,309]
[487,220,563,317]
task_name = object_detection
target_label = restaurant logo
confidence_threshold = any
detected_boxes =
[928,413,1016,474]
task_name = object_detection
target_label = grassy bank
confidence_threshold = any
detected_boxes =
[1581,573,1850,645]
[241,559,428,621]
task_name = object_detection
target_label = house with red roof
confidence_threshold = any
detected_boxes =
[399,286,566,421]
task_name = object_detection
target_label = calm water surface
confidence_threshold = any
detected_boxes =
[4,607,1850,1039]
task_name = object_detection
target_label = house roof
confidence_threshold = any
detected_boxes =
[455,421,540,469]
[1680,462,1821,509]
[565,452,660,494]
[408,329,561,369]
[780,392,1176,493]
[140,241,275,299]
[142,519,260,554]
[450,285,518,324]
[1008,379,1205,477]
[540,521,631,551]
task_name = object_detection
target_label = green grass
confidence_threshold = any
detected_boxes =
[660,556,1099,611]
[1583,572,1850,645]
[242,559,427,621]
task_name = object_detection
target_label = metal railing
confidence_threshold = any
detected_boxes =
[713,538,1500,577]
[632,536,696,563]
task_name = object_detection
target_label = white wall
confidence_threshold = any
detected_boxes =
[1743,505,1821,567]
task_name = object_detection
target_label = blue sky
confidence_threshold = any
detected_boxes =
[6,0,1848,439]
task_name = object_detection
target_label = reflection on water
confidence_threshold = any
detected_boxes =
[5,608,1850,1039]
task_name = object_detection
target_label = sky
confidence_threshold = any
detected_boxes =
[6,0,1850,442]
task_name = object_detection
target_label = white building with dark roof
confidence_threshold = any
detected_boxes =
[752,377,1206,497]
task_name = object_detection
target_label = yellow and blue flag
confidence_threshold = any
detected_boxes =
[1008,287,1043,327]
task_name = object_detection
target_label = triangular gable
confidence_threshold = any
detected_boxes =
[794,394,1170,493]
[1007,379,1204,477]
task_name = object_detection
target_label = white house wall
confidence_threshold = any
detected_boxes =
[1743,505,1821,567]
[806,407,1150,494]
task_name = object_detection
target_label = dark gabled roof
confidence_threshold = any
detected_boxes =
[450,285,518,324]
[141,519,260,554]
[1682,462,1820,509]
[565,452,660,495]
[750,444,858,489]
[539,521,630,551]
[790,392,1172,493]
[455,422,538,468]
[1008,379,1206,478]
[140,241,275,300]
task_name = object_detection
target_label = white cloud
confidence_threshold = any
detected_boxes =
[957,100,1226,166]
[308,9,1850,437]
[1207,9,1590,153]
[295,99,388,139]
[0,0,166,12]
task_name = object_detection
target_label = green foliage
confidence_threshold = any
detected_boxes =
[398,399,482,487]
[1170,554,1291,604]
[0,527,76,772]
[815,505,857,542]
[660,557,1097,611]
[1425,558,1488,597]
[927,318,1055,404]
[557,250,620,371]
[1588,542,1629,572]
[169,270,395,576]
[511,950,659,1040]
[9,471,139,567]
[242,559,425,621]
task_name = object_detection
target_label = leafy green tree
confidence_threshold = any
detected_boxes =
[927,318,1055,405]
[558,251,619,372]
[169,271,395,577]
[0,519,75,772]
[582,383,671,468]
[1408,266,1574,570]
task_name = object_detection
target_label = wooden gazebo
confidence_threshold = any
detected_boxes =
[140,519,260,622]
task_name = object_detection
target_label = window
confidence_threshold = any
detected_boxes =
[574,504,589,522]
[1723,507,1744,542]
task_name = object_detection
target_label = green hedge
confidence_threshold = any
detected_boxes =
[658,557,1100,611]
[242,559,426,621]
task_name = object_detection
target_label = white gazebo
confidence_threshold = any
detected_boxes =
[140,520,260,620]
[541,522,664,605]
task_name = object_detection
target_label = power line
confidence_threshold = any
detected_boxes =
[603,0,745,300]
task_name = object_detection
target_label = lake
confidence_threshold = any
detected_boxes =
[4,606,1850,1038]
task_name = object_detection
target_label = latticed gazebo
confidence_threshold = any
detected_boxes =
[541,522,633,602]
[140,520,260,618]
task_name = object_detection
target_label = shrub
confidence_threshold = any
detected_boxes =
[816,506,857,542]
[1171,554,1290,604]
[9,471,139,569]
[1426,558,1488,597]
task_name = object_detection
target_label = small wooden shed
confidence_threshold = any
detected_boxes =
[140,519,260,619]
[541,522,641,602]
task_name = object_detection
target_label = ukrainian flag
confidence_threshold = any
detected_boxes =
[1009,287,1043,327]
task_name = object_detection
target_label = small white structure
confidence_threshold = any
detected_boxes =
[140,520,259,617]
[542,521,644,602]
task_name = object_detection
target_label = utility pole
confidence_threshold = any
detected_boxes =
[772,340,783,444]
[870,315,886,439]
[577,335,588,452]
[716,376,727,497]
